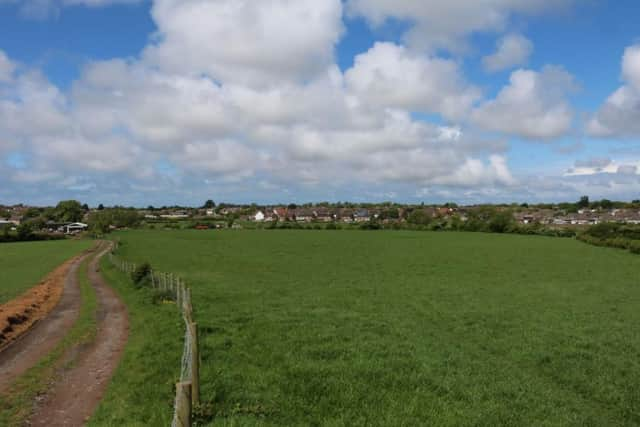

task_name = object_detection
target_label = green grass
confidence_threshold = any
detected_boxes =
[0,254,98,425]
[111,229,640,426]
[0,239,92,304]
[88,256,183,426]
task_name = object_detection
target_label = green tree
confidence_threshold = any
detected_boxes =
[488,210,515,233]
[599,199,613,210]
[577,195,590,208]
[203,200,216,209]
[97,204,105,210]
[17,222,34,240]
[23,207,42,219]
[407,209,432,226]
[55,200,84,222]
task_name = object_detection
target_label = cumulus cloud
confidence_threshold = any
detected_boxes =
[344,42,481,120]
[588,44,640,137]
[143,0,344,87]
[483,33,533,72]
[10,0,626,205]
[472,65,576,139]
[346,0,571,52]
[565,157,640,177]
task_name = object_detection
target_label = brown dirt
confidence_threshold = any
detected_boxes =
[0,246,97,393]
[0,253,88,352]
[28,241,130,426]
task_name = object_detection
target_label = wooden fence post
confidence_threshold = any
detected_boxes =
[176,280,182,308]
[175,381,192,427]
[189,322,200,407]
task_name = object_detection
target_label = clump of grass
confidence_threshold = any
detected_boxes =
[130,261,152,287]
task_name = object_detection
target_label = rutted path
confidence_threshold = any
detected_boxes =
[29,241,130,426]
[0,247,95,393]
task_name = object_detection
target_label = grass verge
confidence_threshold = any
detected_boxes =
[0,253,98,425]
[88,255,183,426]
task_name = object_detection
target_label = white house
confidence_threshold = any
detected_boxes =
[254,211,265,221]
[65,222,88,234]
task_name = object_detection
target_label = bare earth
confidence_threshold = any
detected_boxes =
[0,248,94,393]
[28,241,130,426]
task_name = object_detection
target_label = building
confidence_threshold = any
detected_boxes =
[65,222,88,234]
[254,211,265,221]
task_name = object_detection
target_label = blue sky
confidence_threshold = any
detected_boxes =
[1,0,639,206]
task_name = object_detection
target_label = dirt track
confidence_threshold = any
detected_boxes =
[28,241,130,426]
[0,248,94,393]
[0,240,130,426]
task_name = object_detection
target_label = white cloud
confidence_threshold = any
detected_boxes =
[346,0,571,52]
[589,44,640,137]
[344,42,481,120]
[565,158,640,177]
[622,44,640,91]
[143,0,344,87]
[472,65,576,139]
[483,33,533,72]
[15,1,628,204]
[0,50,16,82]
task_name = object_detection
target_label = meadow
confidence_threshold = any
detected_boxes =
[111,229,640,426]
[0,239,92,304]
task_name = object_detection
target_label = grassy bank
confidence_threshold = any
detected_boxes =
[88,255,183,426]
[0,239,92,304]
[112,229,640,426]
[0,253,98,425]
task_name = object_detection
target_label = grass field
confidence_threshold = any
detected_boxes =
[0,239,92,304]
[111,229,640,426]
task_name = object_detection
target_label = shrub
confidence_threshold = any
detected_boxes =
[131,262,152,286]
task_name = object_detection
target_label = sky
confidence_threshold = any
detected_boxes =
[1,0,640,207]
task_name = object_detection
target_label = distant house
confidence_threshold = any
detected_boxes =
[254,211,265,221]
[65,222,88,234]
[294,209,314,222]
[354,209,370,222]
[160,212,189,219]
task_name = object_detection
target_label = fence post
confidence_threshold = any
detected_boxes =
[176,280,182,308]
[175,381,192,427]
[189,322,200,407]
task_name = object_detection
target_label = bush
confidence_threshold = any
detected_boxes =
[131,262,152,286]
[359,221,381,230]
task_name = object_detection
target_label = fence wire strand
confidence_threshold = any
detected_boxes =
[108,248,194,427]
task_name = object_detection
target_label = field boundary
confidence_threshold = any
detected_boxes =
[107,244,200,427]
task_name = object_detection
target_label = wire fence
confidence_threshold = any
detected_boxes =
[107,244,199,427]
